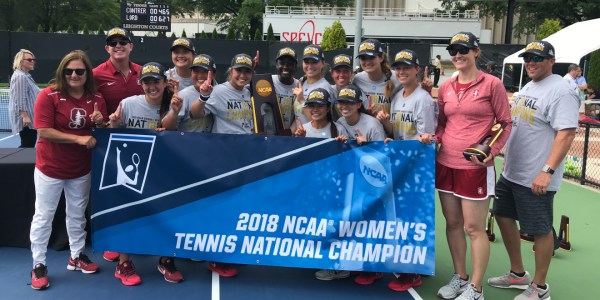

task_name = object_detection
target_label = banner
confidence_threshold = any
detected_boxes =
[91,129,436,275]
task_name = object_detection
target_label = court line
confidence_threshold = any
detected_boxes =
[0,133,18,142]
[408,288,423,300]
[212,271,220,300]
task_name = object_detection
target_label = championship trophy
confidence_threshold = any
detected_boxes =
[486,209,496,242]
[250,74,292,136]
[463,123,507,162]
[558,215,571,251]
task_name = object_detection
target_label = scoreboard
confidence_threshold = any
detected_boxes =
[121,2,171,32]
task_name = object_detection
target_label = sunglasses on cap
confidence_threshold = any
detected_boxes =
[448,47,471,56]
[64,68,86,76]
[107,40,129,47]
[522,55,545,63]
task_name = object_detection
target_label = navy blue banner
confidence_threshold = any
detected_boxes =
[91,129,436,275]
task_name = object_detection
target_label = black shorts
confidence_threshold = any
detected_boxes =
[493,175,555,235]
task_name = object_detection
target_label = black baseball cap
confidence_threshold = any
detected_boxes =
[392,49,419,67]
[446,32,479,50]
[191,54,216,72]
[140,62,167,81]
[106,27,131,43]
[337,84,362,103]
[332,54,352,69]
[306,88,331,105]
[170,38,195,53]
[231,53,253,70]
[518,40,555,58]
[276,47,297,62]
[357,39,383,58]
[303,44,324,61]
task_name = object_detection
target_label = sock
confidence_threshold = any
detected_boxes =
[510,270,526,277]
[460,275,469,281]
[537,284,547,290]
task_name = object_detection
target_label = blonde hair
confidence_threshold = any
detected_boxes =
[12,49,35,71]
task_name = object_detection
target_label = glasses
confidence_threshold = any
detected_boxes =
[23,58,36,62]
[107,40,129,47]
[522,55,545,63]
[448,47,471,56]
[64,68,86,76]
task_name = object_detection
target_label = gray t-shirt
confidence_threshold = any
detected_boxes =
[165,68,193,91]
[503,74,580,191]
[353,71,400,113]
[294,77,337,124]
[303,121,341,138]
[178,85,214,133]
[272,75,299,129]
[389,86,437,140]
[205,82,254,134]
[337,113,386,142]
[116,95,162,129]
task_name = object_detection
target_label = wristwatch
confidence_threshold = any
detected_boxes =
[542,164,555,175]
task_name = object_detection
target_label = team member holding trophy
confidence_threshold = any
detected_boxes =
[419,32,512,300]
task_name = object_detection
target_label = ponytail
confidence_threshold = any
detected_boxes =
[381,53,395,100]
[158,85,173,127]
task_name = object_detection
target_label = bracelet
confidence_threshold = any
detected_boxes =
[199,95,209,102]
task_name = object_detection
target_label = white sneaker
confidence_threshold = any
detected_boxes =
[487,271,532,290]
[314,269,350,280]
[438,273,470,299]
[514,283,551,300]
[456,284,484,300]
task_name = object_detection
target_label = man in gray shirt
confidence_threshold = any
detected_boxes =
[487,41,579,300]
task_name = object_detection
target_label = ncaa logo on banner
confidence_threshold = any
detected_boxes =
[99,133,156,194]
[359,155,388,187]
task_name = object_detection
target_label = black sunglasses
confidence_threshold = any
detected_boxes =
[448,47,471,56]
[64,68,86,76]
[522,55,545,63]
[23,58,36,62]
[107,40,129,47]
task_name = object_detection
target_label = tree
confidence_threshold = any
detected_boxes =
[170,32,177,38]
[589,50,600,91]
[181,29,187,38]
[253,28,262,41]
[97,24,105,35]
[37,24,44,32]
[16,25,24,32]
[267,23,275,41]
[242,26,250,41]
[226,26,236,40]
[440,0,600,37]
[66,25,73,33]
[200,31,207,39]
[536,19,561,40]
[82,24,90,35]
[320,20,347,51]
[211,28,218,39]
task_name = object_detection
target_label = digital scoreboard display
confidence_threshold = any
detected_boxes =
[121,2,171,32]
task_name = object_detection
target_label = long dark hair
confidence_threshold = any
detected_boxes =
[158,85,174,127]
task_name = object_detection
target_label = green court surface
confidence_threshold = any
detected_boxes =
[418,158,599,299]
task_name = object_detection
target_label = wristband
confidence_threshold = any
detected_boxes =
[199,95,209,102]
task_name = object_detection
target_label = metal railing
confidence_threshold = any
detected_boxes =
[264,6,479,19]
[563,121,600,188]
[0,89,10,132]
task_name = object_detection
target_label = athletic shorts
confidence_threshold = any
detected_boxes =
[493,175,555,235]
[435,162,496,200]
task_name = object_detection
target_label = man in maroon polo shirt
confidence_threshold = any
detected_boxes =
[92,27,143,267]
[93,27,144,114]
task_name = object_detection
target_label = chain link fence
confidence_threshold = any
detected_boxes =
[0,89,10,132]
[564,121,600,188]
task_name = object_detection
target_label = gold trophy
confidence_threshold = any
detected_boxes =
[463,123,507,162]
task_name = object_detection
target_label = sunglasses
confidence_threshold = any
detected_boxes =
[23,58,36,62]
[64,68,86,76]
[522,55,545,63]
[107,40,129,47]
[448,47,471,56]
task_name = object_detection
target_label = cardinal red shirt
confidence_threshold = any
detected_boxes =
[93,59,143,114]
[34,86,108,179]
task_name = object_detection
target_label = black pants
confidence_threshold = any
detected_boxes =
[433,68,441,87]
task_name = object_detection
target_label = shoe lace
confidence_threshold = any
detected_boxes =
[78,253,92,264]
[33,264,46,278]
[160,259,178,273]
[119,261,136,277]
[449,274,461,289]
